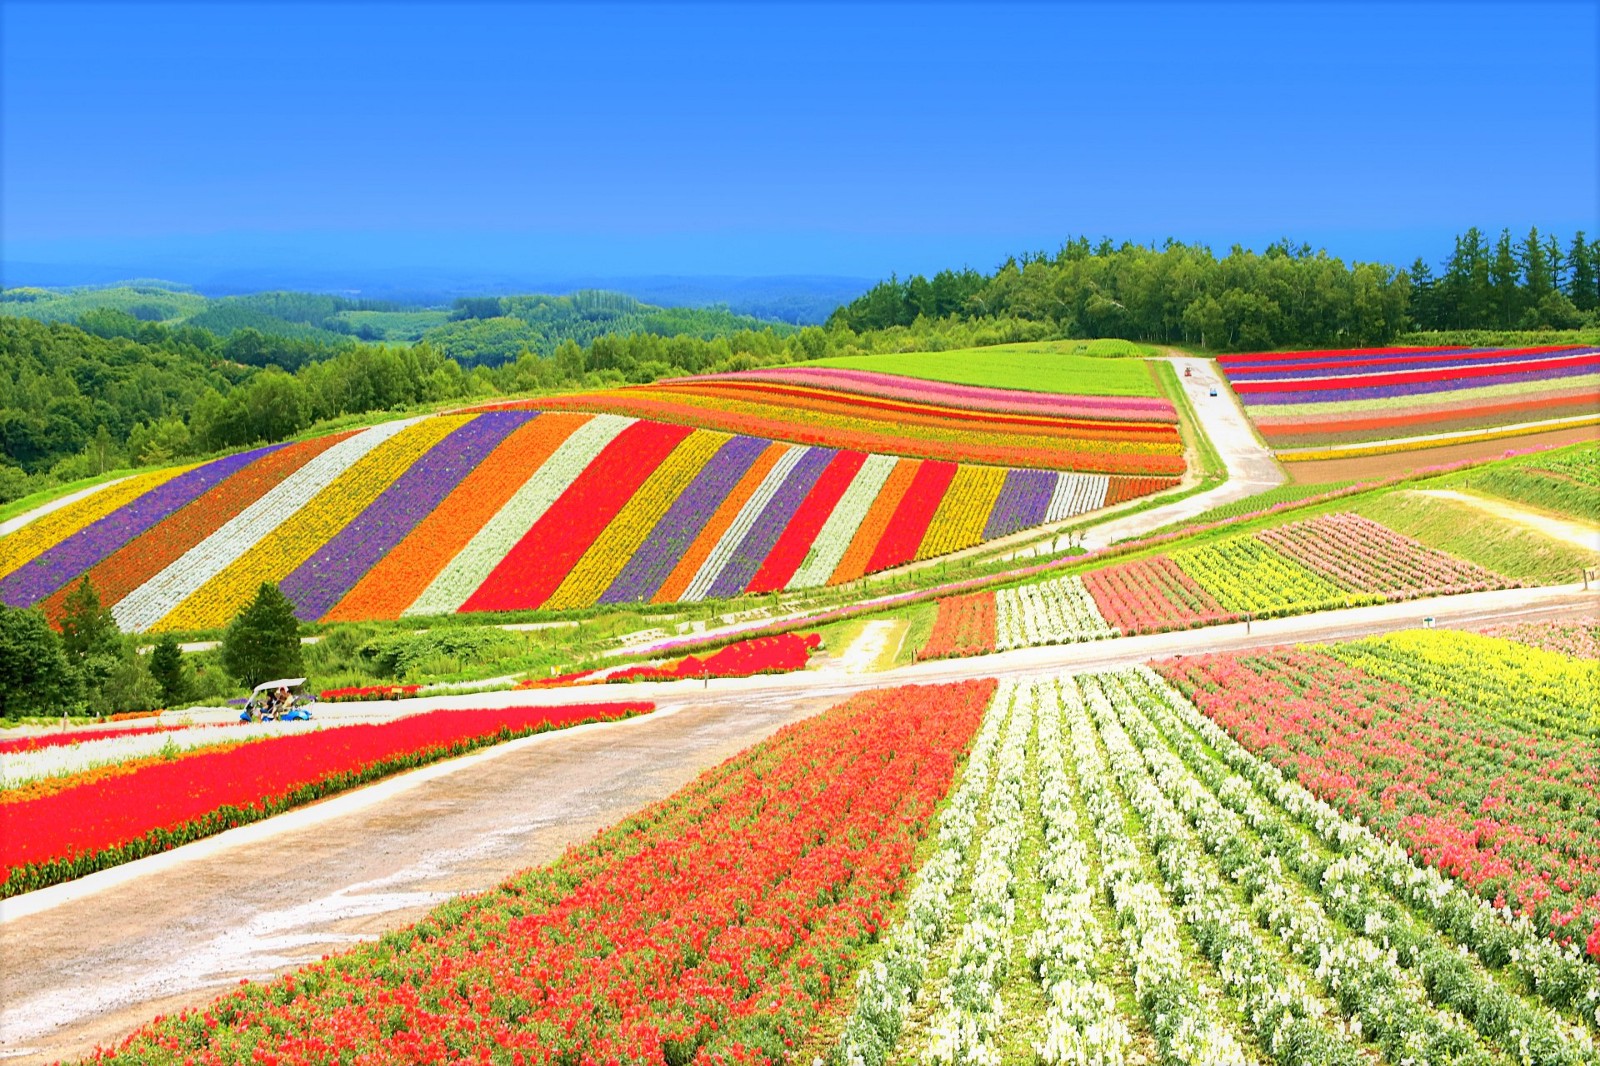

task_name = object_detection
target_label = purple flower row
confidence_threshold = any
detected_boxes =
[1225,348,1518,381]
[982,468,1056,540]
[1243,359,1599,406]
[280,412,535,622]
[706,446,836,600]
[600,435,769,605]
[0,445,283,609]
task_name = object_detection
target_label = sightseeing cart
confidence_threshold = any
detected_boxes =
[239,677,316,722]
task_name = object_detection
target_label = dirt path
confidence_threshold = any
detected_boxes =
[2,582,1594,1063]
[1071,354,1284,551]
[1412,489,1600,553]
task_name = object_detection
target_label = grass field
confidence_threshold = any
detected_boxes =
[802,339,1163,397]
[1434,441,1600,524]
[1352,490,1599,583]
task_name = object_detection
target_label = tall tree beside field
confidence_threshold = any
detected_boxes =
[1489,229,1523,328]
[1570,233,1597,311]
[0,603,78,718]
[149,634,188,706]
[221,582,304,691]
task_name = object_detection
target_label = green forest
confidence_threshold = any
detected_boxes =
[829,228,1599,346]
[2,227,1594,505]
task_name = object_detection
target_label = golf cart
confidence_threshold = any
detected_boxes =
[239,678,316,722]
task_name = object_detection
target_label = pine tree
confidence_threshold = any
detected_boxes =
[1489,229,1523,328]
[1570,232,1598,312]
[1408,258,1436,330]
[149,634,188,706]
[59,576,120,664]
[221,582,304,690]
[1520,227,1552,303]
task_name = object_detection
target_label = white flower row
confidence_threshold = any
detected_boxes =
[1099,671,1572,1066]
[1057,677,1250,1066]
[833,680,1015,1066]
[114,419,420,632]
[405,414,634,616]
[0,721,318,789]
[1028,679,1133,1065]
[1080,675,1354,1066]
[995,575,1118,650]
[1045,473,1110,524]
[787,454,898,591]
[681,445,808,602]
[1122,669,1599,1060]
[1133,665,1600,1034]
[923,681,1034,1066]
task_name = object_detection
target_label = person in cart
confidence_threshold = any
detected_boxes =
[239,678,316,722]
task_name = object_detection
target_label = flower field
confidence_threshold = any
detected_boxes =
[1161,630,1600,957]
[917,511,1513,657]
[0,406,1178,632]
[86,680,995,1065]
[839,670,1600,1064]
[0,702,649,896]
[1219,345,1600,454]
[479,372,1186,476]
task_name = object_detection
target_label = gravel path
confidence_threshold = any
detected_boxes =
[1,581,1593,1063]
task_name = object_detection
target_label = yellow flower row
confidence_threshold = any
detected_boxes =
[542,429,733,612]
[1277,414,1600,462]
[916,465,1007,561]
[152,417,470,631]
[0,465,198,581]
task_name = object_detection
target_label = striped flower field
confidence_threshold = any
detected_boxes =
[1220,344,1600,453]
[0,398,1179,632]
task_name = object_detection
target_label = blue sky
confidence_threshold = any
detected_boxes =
[3,1,1596,283]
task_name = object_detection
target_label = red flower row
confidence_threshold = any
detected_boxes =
[1,702,649,896]
[91,680,996,1064]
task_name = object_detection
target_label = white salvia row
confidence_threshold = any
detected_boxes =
[1045,473,1110,524]
[1100,672,1587,1066]
[923,681,1035,1066]
[1083,675,1390,1066]
[0,721,318,789]
[1057,677,1251,1066]
[786,454,898,591]
[681,445,809,602]
[1131,665,1600,1041]
[406,414,635,616]
[1027,679,1133,1065]
[115,419,422,632]
[833,680,1015,1066]
[995,575,1118,651]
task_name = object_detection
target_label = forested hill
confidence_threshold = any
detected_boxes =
[0,285,793,369]
[831,228,1599,349]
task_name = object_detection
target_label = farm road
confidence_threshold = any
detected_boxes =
[2,582,1595,1063]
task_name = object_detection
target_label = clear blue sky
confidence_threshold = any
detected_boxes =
[3,1,1596,282]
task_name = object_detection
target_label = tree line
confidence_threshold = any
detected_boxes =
[829,230,1599,348]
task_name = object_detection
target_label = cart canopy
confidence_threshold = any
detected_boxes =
[251,678,308,695]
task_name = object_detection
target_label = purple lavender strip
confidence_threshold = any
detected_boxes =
[280,411,534,621]
[982,468,1056,540]
[599,434,768,605]
[705,446,836,600]
[1242,359,1600,405]
[0,445,284,608]
[1225,349,1524,381]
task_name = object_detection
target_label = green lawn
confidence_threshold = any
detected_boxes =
[1352,491,1599,584]
[800,339,1164,397]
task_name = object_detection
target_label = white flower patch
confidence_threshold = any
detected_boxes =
[924,682,1034,1065]
[681,445,807,602]
[114,419,421,632]
[833,680,1015,1066]
[404,414,634,616]
[1045,473,1109,524]
[786,453,898,591]
[995,575,1117,650]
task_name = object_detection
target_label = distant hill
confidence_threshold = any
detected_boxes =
[0,282,803,366]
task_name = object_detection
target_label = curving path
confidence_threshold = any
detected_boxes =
[1,580,1594,1063]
